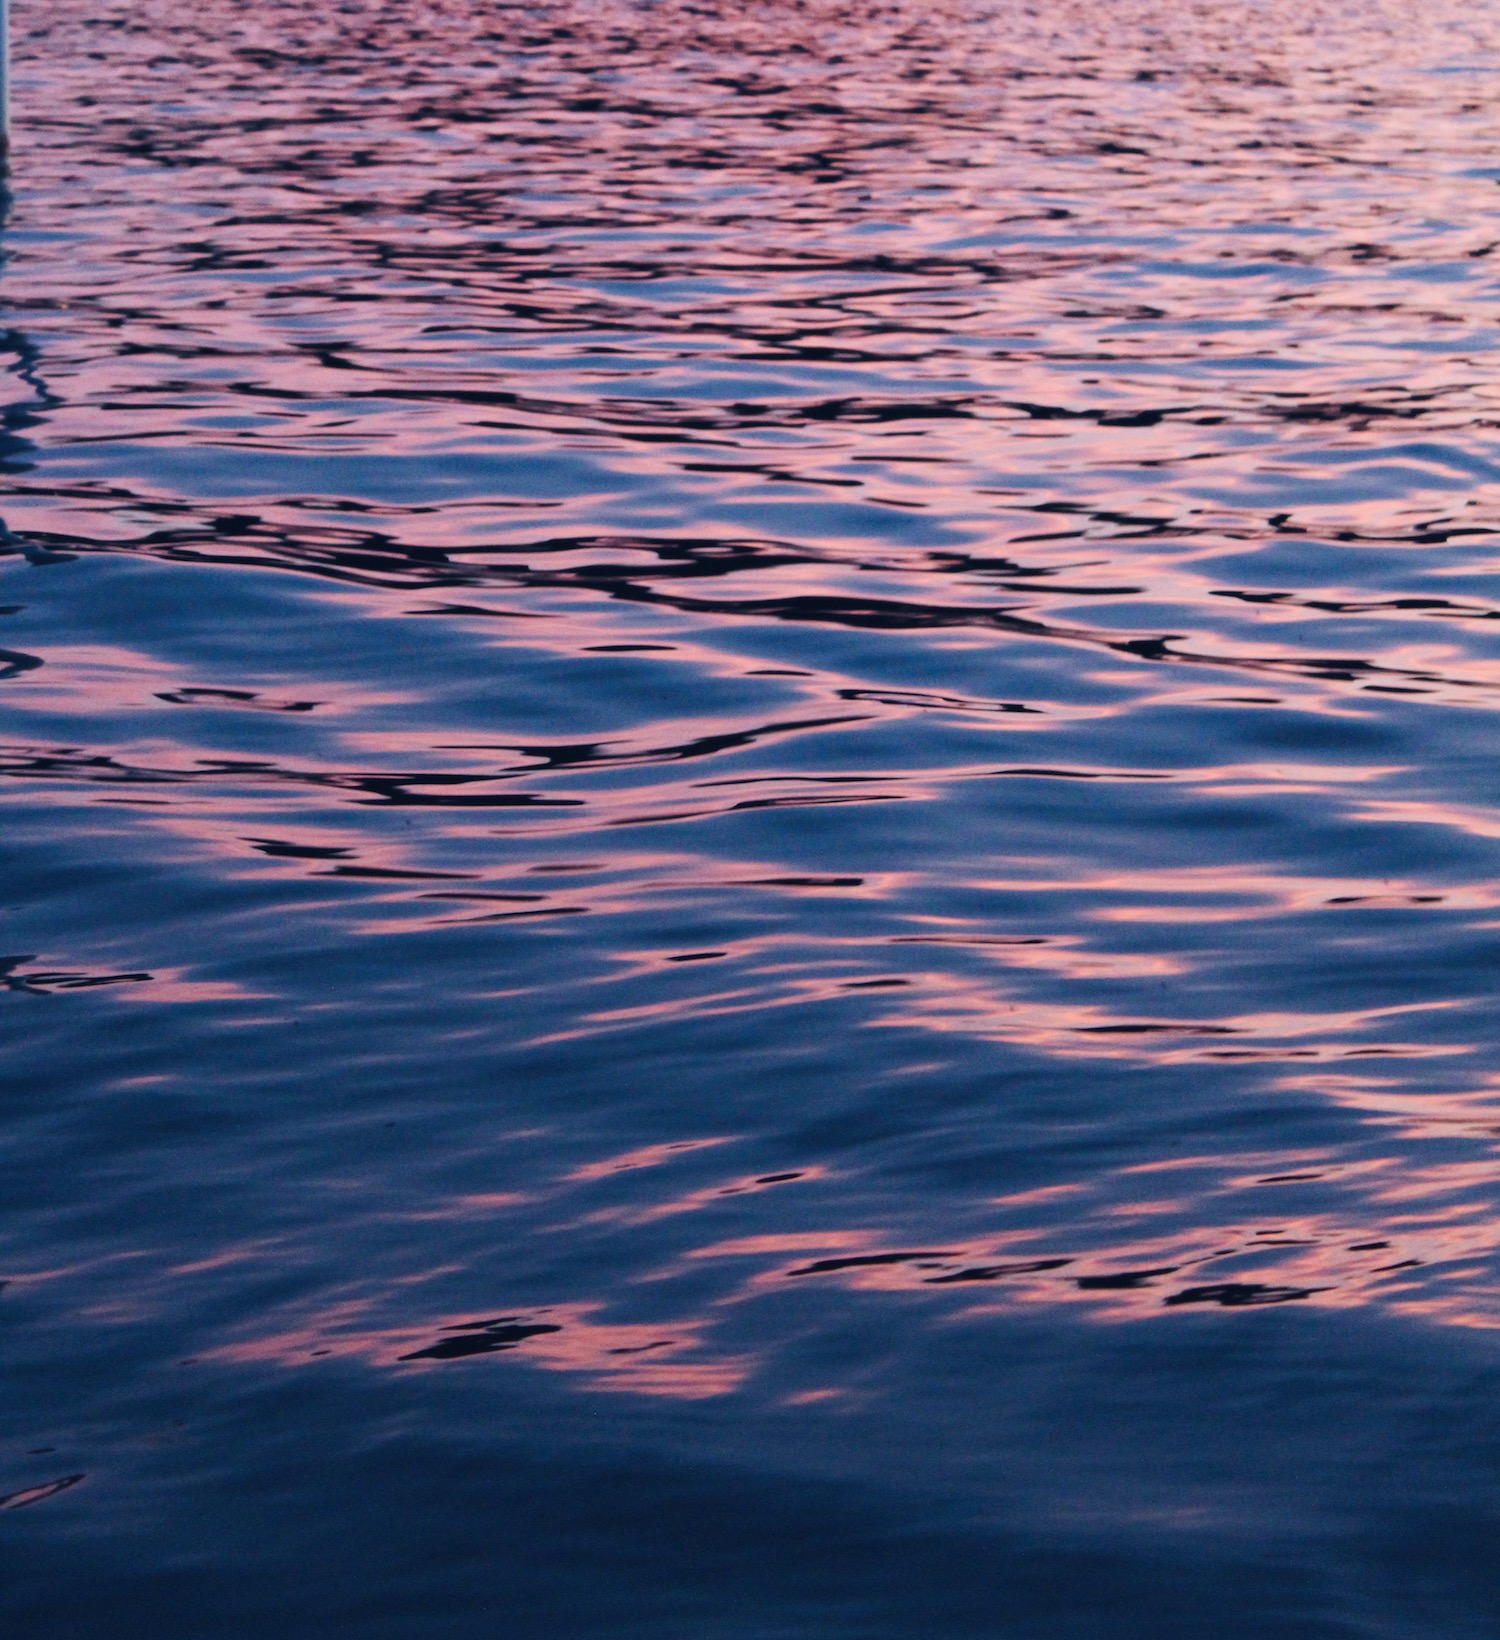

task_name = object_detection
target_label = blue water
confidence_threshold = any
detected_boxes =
[10,1,1500,1632]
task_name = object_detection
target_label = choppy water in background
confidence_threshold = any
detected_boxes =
[12,0,1500,1631]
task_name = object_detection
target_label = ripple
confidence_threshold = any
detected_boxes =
[13,0,1500,1631]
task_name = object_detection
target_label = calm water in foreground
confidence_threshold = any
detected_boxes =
[9,1,1500,1632]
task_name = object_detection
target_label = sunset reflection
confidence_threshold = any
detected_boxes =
[16,0,1500,1628]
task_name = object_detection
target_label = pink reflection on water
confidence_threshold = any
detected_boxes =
[19,0,1500,1459]
[1277,1072,1500,1139]
[204,1299,754,1398]
[565,1136,736,1183]
[572,1166,825,1230]
[862,979,1463,1064]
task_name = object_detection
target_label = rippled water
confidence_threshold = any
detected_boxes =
[11,1,1500,1631]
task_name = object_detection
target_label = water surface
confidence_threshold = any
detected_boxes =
[9,2,1500,1633]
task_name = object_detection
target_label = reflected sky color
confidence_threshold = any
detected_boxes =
[12,1,1500,1635]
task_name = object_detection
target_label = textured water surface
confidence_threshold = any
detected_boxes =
[9,1,1500,1633]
